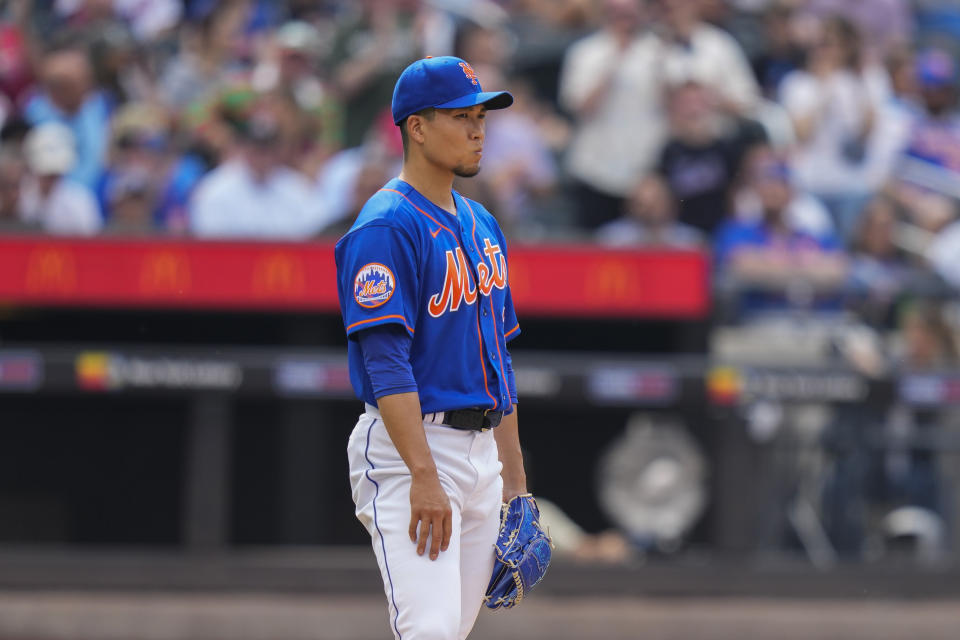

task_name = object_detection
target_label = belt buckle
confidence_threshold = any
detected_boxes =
[480,408,492,431]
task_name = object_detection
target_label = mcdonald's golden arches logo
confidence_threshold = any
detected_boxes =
[140,250,191,295]
[252,252,306,297]
[587,260,633,302]
[25,248,78,295]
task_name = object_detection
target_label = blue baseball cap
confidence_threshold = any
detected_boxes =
[391,56,513,125]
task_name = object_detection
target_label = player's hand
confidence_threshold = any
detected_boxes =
[502,485,528,503]
[408,474,452,561]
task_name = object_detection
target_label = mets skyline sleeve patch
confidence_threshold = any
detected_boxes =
[336,223,419,339]
[353,262,397,309]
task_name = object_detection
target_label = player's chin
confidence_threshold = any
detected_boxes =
[453,163,481,178]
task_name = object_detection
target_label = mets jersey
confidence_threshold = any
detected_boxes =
[335,178,520,414]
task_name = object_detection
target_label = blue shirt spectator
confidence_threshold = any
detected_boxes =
[23,46,111,191]
[715,154,847,315]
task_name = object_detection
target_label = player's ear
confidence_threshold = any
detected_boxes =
[406,114,427,145]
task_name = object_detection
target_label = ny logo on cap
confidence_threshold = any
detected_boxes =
[458,62,479,85]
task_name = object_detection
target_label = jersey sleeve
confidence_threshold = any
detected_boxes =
[336,223,419,339]
[357,324,418,398]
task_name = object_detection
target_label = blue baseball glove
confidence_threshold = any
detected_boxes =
[483,493,553,610]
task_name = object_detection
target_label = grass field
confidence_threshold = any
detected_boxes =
[1,592,959,640]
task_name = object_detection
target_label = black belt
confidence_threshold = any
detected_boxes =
[436,408,503,431]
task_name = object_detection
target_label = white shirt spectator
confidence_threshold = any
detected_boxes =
[657,23,760,115]
[19,176,102,236]
[313,147,369,232]
[190,160,326,240]
[559,31,664,197]
[779,66,889,195]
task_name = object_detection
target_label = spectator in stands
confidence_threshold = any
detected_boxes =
[313,108,402,237]
[112,0,183,43]
[23,41,111,191]
[88,21,157,109]
[159,1,252,110]
[328,0,425,148]
[888,49,960,233]
[558,0,664,230]
[0,116,31,156]
[180,81,258,176]
[714,152,847,315]
[824,299,960,558]
[98,103,198,235]
[732,144,836,241]
[878,302,958,547]
[857,46,921,206]
[801,0,912,58]
[653,0,760,117]
[750,1,806,99]
[189,108,326,239]
[19,121,102,235]
[778,16,887,240]
[595,174,703,248]
[251,19,344,175]
[0,149,26,232]
[503,0,595,110]
[844,196,913,327]
[50,0,181,40]
[465,71,561,235]
[656,79,765,236]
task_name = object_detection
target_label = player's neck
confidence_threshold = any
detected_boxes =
[398,162,456,215]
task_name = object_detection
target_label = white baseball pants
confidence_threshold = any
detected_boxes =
[347,404,503,640]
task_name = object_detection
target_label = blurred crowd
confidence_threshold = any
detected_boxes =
[0,0,958,310]
[2,0,960,326]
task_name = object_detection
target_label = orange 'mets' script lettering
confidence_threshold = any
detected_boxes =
[428,239,507,317]
[361,281,388,297]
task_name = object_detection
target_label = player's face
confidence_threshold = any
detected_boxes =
[423,105,486,177]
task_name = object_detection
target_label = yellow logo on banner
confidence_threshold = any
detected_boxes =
[252,253,305,297]
[25,248,77,295]
[140,251,191,295]
[588,260,632,302]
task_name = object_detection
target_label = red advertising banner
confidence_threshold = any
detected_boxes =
[0,236,709,318]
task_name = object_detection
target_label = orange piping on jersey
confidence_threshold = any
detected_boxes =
[379,188,457,240]
[504,324,520,339]
[462,196,509,411]
[346,315,415,334]
[472,308,498,409]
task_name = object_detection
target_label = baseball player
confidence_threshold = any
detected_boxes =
[335,56,527,639]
